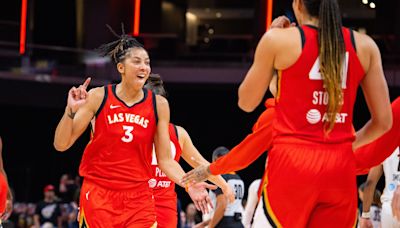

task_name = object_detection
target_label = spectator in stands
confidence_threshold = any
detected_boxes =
[33,185,61,228]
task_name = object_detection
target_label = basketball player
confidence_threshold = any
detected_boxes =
[0,137,12,222]
[144,74,234,228]
[359,148,400,228]
[54,30,215,227]
[185,0,393,226]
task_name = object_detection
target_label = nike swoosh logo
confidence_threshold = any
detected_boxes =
[110,104,121,109]
[85,191,90,200]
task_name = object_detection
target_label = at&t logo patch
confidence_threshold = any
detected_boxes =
[306,109,321,124]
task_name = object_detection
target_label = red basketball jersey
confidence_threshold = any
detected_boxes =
[151,123,182,200]
[274,25,365,144]
[79,84,158,190]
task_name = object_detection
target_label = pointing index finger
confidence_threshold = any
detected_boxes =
[82,77,91,90]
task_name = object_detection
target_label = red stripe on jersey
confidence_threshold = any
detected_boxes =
[79,85,157,190]
[152,123,183,200]
[274,26,365,145]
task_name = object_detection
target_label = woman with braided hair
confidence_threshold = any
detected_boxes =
[54,26,215,228]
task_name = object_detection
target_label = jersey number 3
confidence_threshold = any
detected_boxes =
[309,52,349,89]
[121,125,134,143]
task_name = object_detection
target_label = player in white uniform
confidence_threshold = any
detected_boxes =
[242,179,271,228]
[360,147,400,228]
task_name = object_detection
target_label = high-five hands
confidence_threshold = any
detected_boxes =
[181,165,235,204]
[181,165,211,186]
[187,182,217,214]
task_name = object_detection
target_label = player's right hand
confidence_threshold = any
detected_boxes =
[67,77,91,113]
[187,182,217,214]
[359,217,373,228]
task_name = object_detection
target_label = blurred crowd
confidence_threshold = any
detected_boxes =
[3,174,80,228]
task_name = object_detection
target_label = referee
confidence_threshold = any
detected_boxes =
[206,147,245,228]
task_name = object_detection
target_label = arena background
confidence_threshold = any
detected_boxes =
[0,0,399,214]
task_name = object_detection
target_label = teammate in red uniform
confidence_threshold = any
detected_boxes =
[54,30,214,227]
[145,74,233,228]
[184,0,393,226]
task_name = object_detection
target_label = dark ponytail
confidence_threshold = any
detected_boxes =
[304,0,345,133]
[145,74,167,98]
[96,24,145,64]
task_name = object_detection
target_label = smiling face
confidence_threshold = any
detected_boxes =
[117,47,151,90]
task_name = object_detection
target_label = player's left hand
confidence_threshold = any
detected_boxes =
[1,199,13,220]
[181,165,210,186]
[187,182,217,214]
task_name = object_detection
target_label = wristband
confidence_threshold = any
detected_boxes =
[361,211,371,219]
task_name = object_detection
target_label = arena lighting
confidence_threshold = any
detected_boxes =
[266,0,274,30]
[133,0,141,36]
[369,2,376,9]
[19,0,28,55]
[362,0,368,5]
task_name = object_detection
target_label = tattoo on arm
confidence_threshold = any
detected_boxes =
[67,108,77,119]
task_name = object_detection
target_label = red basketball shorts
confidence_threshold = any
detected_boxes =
[155,196,177,228]
[263,143,358,228]
[78,180,156,228]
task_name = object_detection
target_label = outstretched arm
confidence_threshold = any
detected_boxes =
[210,107,275,175]
[354,97,400,174]
[181,107,275,185]
[154,95,216,213]
[178,126,234,202]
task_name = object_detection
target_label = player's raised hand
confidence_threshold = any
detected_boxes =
[67,77,91,113]
[181,165,211,186]
[187,182,217,214]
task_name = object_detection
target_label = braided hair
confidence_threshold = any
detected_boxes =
[303,0,345,133]
[96,24,145,64]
